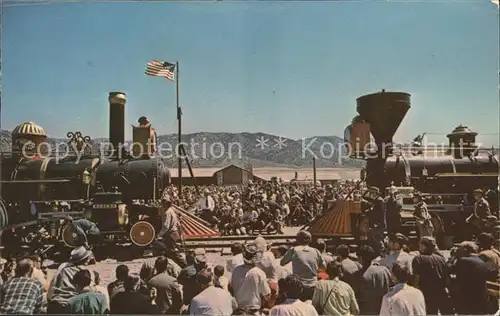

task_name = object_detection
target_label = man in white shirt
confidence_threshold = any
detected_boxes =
[380,261,426,316]
[230,245,271,315]
[196,189,216,224]
[190,269,237,316]
[270,275,318,316]
[196,189,215,212]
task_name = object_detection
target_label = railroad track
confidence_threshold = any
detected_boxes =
[181,233,359,250]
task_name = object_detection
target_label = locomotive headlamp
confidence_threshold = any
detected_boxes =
[82,169,91,185]
[117,204,129,226]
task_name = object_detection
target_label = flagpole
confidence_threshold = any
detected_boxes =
[176,61,182,197]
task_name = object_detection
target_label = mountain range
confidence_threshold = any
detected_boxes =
[0,130,365,168]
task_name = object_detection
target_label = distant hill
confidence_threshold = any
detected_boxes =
[0,130,365,168]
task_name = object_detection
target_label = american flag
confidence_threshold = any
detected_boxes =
[145,60,176,81]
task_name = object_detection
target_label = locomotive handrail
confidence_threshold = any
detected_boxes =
[0,179,72,184]
[434,173,498,177]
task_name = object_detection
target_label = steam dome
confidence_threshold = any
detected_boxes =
[11,121,46,137]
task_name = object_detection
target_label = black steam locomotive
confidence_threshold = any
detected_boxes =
[346,91,499,196]
[0,92,171,253]
[342,91,499,243]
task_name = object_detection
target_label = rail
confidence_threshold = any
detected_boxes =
[183,234,296,242]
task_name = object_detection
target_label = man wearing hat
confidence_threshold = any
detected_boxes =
[448,241,490,314]
[47,246,95,314]
[413,192,434,239]
[412,236,452,315]
[63,215,101,250]
[466,189,494,232]
[231,244,272,315]
[157,195,185,267]
[138,116,157,155]
[363,186,387,254]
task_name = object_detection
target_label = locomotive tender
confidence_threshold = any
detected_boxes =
[0,92,171,251]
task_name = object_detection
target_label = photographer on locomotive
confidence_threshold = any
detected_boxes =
[64,215,101,250]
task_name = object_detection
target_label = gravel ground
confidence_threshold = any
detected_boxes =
[45,249,451,288]
[45,228,305,286]
[46,252,228,287]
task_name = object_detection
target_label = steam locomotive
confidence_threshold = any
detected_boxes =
[0,92,171,253]
[345,90,499,240]
[345,91,499,197]
[308,91,498,243]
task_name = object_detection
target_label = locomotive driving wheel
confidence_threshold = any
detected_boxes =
[61,224,85,248]
[129,221,156,247]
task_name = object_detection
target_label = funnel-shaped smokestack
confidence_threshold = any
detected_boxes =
[356,91,411,147]
[108,92,126,155]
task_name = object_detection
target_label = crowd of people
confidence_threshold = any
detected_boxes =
[163,179,365,235]
[0,229,499,315]
[1,178,499,315]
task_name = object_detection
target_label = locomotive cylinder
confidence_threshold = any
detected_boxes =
[108,92,126,155]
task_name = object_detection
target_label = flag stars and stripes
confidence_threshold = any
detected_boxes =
[145,60,176,81]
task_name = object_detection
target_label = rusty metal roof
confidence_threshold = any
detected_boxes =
[308,200,362,236]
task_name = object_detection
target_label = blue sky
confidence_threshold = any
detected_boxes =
[3,1,499,146]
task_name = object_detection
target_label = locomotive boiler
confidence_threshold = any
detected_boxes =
[344,90,499,196]
[308,90,499,243]
[0,92,171,252]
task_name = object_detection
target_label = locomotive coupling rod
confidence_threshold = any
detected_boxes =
[0,179,71,184]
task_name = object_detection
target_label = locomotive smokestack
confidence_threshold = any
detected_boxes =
[357,91,411,190]
[356,91,411,150]
[108,92,126,155]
